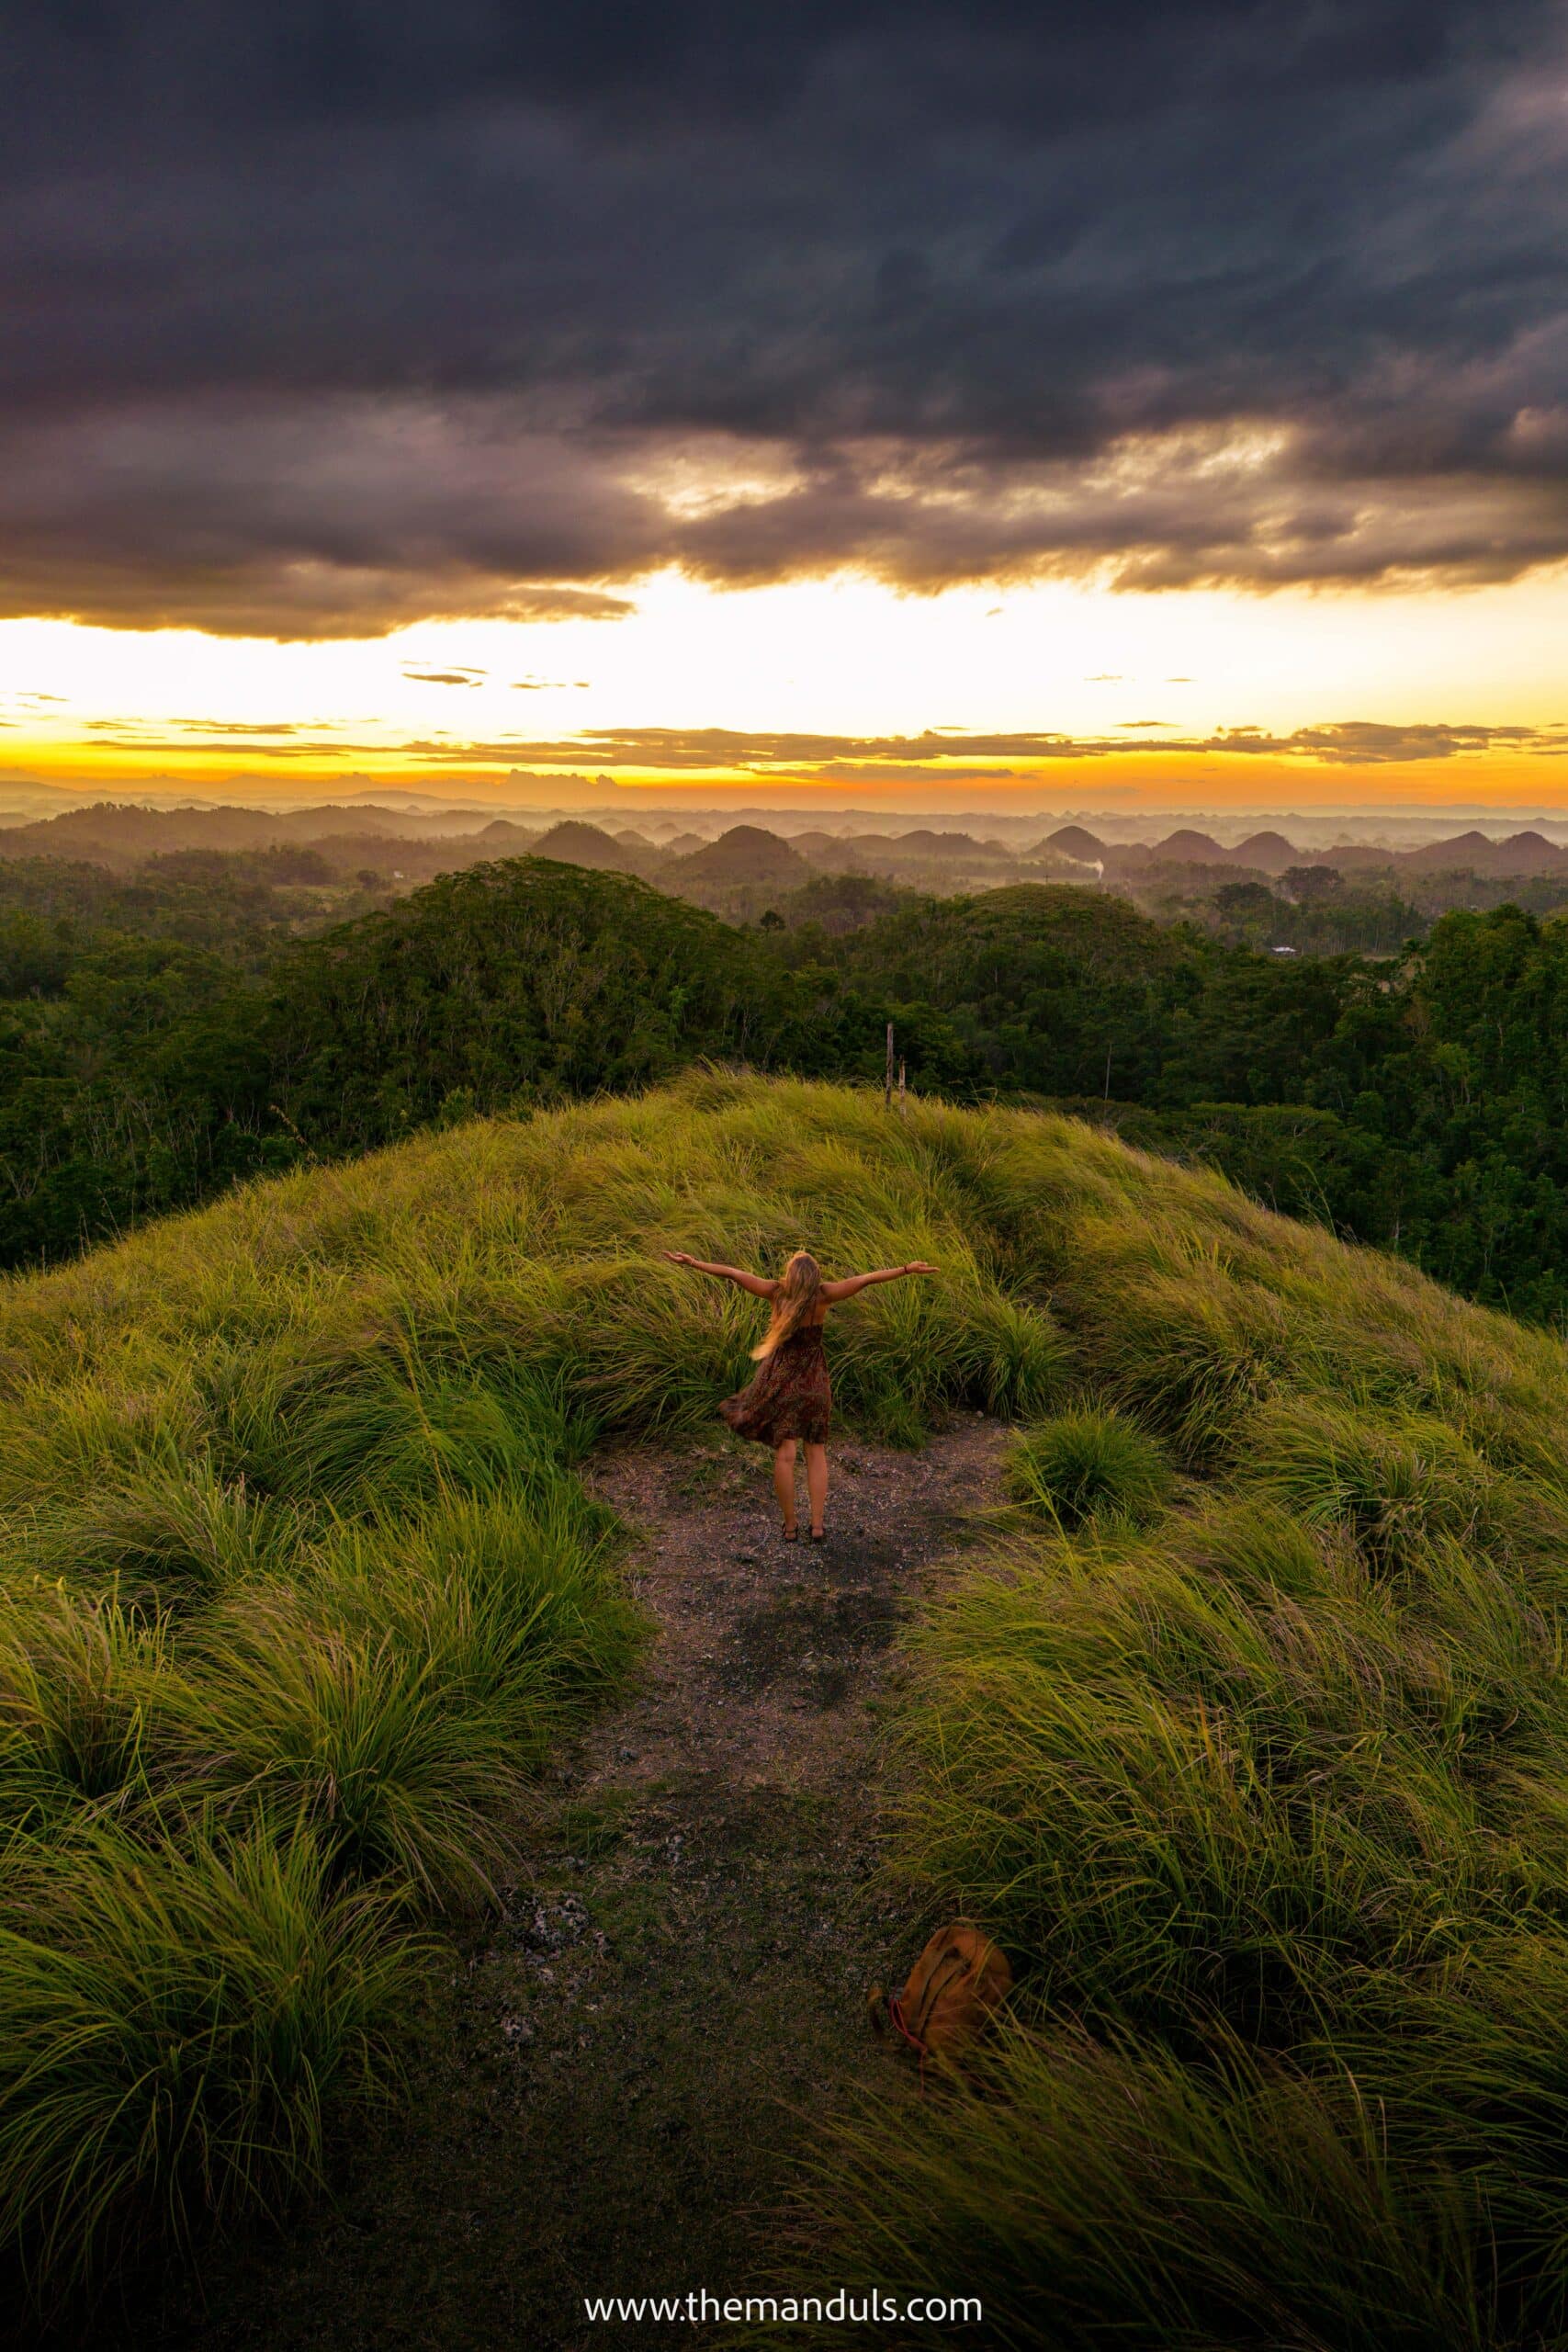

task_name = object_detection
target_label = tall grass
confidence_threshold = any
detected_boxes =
[807,2032,1491,2352]
[1005,1406,1172,1530]
[7,1069,1568,2332]
[0,1587,173,1828]
[680,1082,1568,2346]
[0,1822,423,2305]
[0,1072,1074,2302]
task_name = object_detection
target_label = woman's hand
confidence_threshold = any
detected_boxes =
[904,1260,938,1275]
[661,1249,697,1266]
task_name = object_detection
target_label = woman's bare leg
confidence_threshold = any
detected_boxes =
[805,1442,829,1535]
[773,1440,798,1532]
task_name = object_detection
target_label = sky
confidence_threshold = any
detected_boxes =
[5,1,1568,816]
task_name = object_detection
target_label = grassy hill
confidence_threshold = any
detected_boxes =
[17,846,1568,1335]
[6,1072,1568,2343]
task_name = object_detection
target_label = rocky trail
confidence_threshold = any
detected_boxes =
[118,1418,1006,2352]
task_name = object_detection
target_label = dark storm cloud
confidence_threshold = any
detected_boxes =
[6,2,1568,632]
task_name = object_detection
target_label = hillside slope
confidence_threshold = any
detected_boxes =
[18,847,1568,1335]
[6,1072,1568,2343]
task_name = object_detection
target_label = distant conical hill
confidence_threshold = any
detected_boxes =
[1152,829,1226,863]
[473,819,541,848]
[785,830,871,868]
[1040,825,1107,863]
[1229,831,1299,872]
[1494,830,1568,872]
[1398,829,1497,871]
[531,820,651,873]
[1400,828,1567,876]
[671,825,812,886]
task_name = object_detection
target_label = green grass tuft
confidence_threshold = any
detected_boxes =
[1005,1406,1172,1530]
[0,1822,425,2306]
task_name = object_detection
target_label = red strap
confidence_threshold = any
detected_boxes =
[886,1991,927,2056]
[886,1991,930,2092]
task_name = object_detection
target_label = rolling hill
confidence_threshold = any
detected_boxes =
[1401,828,1568,876]
[667,823,813,888]
[1230,828,1300,871]
[1039,824,1107,864]
[266,857,769,1153]
[0,801,476,865]
[7,1070,1568,2346]
[1150,828,1227,862]
[528,820,652,874]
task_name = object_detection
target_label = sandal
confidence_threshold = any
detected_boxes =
[809,1527,827,1543]
[782,1524,799,1542]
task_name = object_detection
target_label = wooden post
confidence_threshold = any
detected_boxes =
[885,1021,895,1107]
[897,1057,907,1114]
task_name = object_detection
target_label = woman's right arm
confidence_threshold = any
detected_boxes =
[661,1251,777,1297]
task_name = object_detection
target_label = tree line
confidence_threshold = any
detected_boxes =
[2,854,1566,1324]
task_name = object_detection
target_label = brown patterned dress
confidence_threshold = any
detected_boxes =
[718,1322,832,1446]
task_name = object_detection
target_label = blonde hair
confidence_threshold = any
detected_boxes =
[752,1250,823,1358]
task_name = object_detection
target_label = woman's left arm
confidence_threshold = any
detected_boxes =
[821,1261,937,1301]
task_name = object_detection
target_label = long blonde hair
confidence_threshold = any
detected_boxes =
[752,1250,823,1359]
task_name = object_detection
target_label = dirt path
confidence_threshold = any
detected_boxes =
[119,1418,1005,2352]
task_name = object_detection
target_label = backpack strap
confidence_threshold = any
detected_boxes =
[908,1948,973,2044]
[886,1990,924,2055]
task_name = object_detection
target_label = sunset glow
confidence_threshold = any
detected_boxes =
[6,561,1568,815]
[5,2,1568,828]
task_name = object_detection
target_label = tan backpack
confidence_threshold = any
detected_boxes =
[870,1920,1011,2073]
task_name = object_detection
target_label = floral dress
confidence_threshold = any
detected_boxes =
[718,1321,832,1446]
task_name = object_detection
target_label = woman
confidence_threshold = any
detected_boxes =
[660,1247,937,1541]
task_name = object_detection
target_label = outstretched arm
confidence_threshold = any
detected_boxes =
[821,1260,937,1302]
[661,1250,778,1298]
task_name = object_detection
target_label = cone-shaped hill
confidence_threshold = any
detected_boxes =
[1040,824,1107,862]
[668,823,812,887]
[1230,830,1300,871]
[1152,827,1227,862]
[1401,828,1568,876]
[531,820,652,873]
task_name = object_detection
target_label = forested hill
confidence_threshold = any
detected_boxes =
[3,853,1568,1322]
[269,861,769,1153]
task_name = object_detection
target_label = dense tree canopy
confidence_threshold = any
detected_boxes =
[3,851,1567,1324]
[268,860,774,1150]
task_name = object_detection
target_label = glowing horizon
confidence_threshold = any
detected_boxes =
[6,562,1568,820]
[9,8,1568,828]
